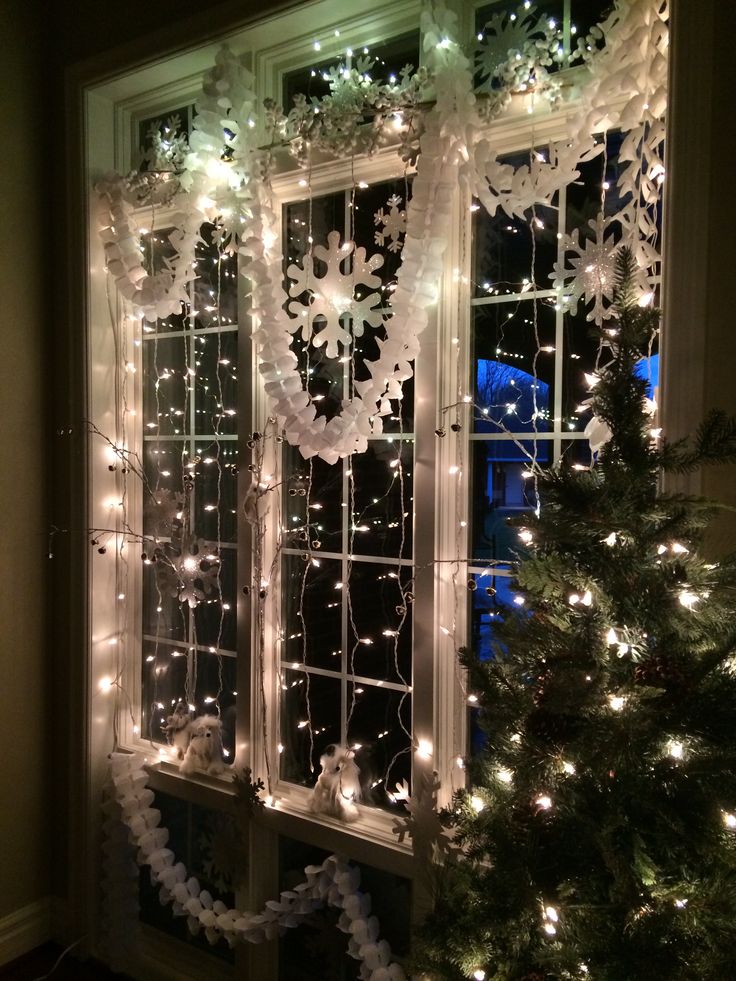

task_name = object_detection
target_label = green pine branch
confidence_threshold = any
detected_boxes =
[659,410,736,473]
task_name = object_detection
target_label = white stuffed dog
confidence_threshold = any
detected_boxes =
[310,745,361,822]
[163,701,192,760]
[180,715,225,776]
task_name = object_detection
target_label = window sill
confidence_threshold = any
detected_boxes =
[124,748,415,877]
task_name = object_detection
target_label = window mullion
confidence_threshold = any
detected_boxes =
[553,182,567,463]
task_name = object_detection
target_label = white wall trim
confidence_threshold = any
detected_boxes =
[0,897,52,967]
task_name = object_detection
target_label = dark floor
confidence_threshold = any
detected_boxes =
[0,943,129,981]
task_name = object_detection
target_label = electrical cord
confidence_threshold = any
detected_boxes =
[30,937,85,981]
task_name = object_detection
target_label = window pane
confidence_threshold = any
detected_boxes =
[283,445,344,550]
[137,106,193,171]
[143,337,190,437]
[141,646,237,751]
[193,331,238,436]
[471,439,545,563]
[282,31,420,111]
[192,228,239,329]
[193,546,236,652]
[191,441,238,544]
[350,439,413,558]
[347,562,411,684]
[347,682,411,809]
[473,193,557,298]
[280,669,342,786]
[281,554,343,673]
[142,560,187,642]
[472,300,557,432]
[140,229,187,332]
[469,569,515,663]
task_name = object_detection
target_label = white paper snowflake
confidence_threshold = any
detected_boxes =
[144,488,184,539]
[374,194,406,253]
[391,771,458,863]
[551,214,620,325]
[156,536,220,609]
[198,812,247,892]
[286,230,384,358]
[476,6,549,83]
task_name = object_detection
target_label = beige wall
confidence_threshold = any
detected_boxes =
[662,0,736,556]
[0,0,50,927]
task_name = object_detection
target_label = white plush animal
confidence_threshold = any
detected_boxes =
[310,745,361,823]
[163,701,192,760]
[180,715,225,776]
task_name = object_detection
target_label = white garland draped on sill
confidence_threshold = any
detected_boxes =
[107,753,406,979]
[96,0,668,464]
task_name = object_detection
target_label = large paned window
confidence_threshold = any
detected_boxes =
[84,0,644,975]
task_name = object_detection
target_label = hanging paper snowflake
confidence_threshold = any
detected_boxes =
[585,414,613,455]
[551,215,620,325]
[198,812,248,892]
[477,8,544,80]
[391,772,459,862]
[156,536,220,608]
[144,489,184,539]
[476,5,561,90]
[141,489,185,560]
[286,230,384,358]
[374,194,407,253]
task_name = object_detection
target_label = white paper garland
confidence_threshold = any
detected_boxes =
[108,753,406,980]
[242,109,458,463]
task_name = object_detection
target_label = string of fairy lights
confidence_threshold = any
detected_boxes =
[96,157,656,796]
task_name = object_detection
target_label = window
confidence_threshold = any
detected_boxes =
[84,0,664,975]
[274,179,415,812]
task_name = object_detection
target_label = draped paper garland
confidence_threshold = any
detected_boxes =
[244,110,458,463]
[108,753,406,980]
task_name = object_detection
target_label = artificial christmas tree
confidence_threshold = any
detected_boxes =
[418,250,736,981]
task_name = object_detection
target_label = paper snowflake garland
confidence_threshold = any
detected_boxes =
[374,194,406,253]
[551,214,620,325]
[286,230,384,358]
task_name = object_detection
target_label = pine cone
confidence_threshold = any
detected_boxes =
[526,705,581,743]
[634,654,686,689]
[519,970,546,981]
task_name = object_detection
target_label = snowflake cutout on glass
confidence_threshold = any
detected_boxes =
[551,214,620,325]
[141,113,189,173]
[476,5,554,84]
[156,535,220,608]
[286,230,384,358]
[374,194,407,253]
[143,488,185,552]
[198,811,248,892]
